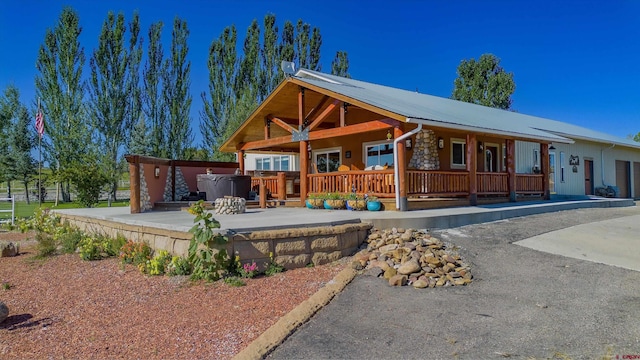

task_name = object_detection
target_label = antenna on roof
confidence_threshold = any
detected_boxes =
[281,61,296,76]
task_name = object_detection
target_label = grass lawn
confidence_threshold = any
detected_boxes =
[0,199,129,219]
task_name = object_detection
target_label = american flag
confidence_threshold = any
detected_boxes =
[35,110,44,138]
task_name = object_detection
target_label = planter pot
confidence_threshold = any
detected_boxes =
[347,199,367,211]
[325,199,346,209]
[367,201,382,211]
[307,198,324,209]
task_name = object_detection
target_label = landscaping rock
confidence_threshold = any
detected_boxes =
[214,196,246,215]
[0,301,8,323]
[358,228,473,289]
[0,241,19,257]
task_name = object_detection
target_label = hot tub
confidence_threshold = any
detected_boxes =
[196,174,251,201]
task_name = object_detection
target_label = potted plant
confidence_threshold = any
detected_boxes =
[346,193,367,211]
[306,193,326,209]
[366,195,382,211]
[324,193,346,209]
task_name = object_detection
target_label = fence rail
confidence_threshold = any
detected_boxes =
[0,195,15,225]
[407,170,469,196]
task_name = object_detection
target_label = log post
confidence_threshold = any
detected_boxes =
[277,172,286,201]
[129,155,140,214]
[506,139,516,202]
[466,134,478,206]
[541,143,550,200]
[259,179,267,209]
[394,126,407,211]
[299,87,308,206]
[238,150,245,175]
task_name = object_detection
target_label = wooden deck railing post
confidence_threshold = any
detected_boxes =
[506,139,516,202]
[277,172,286,200]
[541,143,550,200]
[259,179,267,209]
[238,150,245,175]
[298,86,308,206]
[466,134,478,205]
[129,155,140,214]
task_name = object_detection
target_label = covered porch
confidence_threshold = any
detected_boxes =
[221,71,558,211]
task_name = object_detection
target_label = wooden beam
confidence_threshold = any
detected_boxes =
[264,118,271,139]
[299,87,308,206]
[340,102,346,127]
[277,172,287,201]
[305,95,329,124]
[307,100,340,131]
[308,120,393,141]
[541,143,550,200]
[506,139,516,202]
[466,134,477,206]
[268,115,296,133]
[238,150,245,175]
[239,135,293,151]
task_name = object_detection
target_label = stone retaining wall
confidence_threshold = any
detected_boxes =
[57,213,371,270]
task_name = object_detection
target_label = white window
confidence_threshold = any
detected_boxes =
[255,156,290,171]
[363,141,394,168]
[451,139,466,168]
[313,148,341,173]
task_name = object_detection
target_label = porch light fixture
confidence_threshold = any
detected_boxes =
[154,166,160,178]
[386,130,392,141]
[549,144,556,150]
[405,138,412,150]
[478,142,484,153]
[438,137,444,149]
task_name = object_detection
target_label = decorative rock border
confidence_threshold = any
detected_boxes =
[353,227,473,288]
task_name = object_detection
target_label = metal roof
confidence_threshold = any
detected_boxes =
[295,69,640,149]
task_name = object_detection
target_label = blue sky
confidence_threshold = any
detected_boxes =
[1,0,639,146]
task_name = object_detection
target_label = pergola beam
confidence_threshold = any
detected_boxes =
[267,115,296,133]
[306,100,340,131]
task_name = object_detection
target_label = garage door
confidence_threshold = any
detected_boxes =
[615,160,630,198]
[634,162,640,198]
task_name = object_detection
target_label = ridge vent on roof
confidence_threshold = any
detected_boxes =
[296,69,343,85]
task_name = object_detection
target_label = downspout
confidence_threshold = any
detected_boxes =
[601,144,615,187]
[394,121,423,210]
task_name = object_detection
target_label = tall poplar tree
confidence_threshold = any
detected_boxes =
[142,21,167,158]
[452,53,515,110]
[35,7,90,203]
[89,11,141,205]
[163,17,193,159]
[331,50,350,78]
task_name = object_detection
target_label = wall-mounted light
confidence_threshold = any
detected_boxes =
[438,137,444,149]
[478,142,484,153]
[386,130,392,141]
[549,144,556,150]
[405,138,412,150]
[154,166,160,178]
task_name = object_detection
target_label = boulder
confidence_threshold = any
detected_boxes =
[0,242,19,257]
[397,260,421,275]
[388,274,407,286]
[0,301,8,323]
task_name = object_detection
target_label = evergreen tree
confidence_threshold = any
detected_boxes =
[89,11,141,205]
[163,17,193,159]
[452,53,515,110]
[142,21,168,158]
[10,106,37,204]
[331,51,350,78]
[35,7,91,203]
[261,14,279,101]
[129,113,151,155]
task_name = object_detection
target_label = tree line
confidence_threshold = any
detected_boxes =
[0,6,350,206]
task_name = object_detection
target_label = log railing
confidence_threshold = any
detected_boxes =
[407,170,469,196]
[516,174,544,194]
[308,170,395,198]
[477,172,508,195]
[251,172,287,200]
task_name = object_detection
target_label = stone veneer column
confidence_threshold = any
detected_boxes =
[139,164,152,212]
[163,166,191,201]
[408,130,440,170]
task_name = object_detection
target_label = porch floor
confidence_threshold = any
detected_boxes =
[58,197,635,235]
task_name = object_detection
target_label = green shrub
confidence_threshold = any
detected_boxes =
[145,250,172,275]
[187,201,230,281]
[264,252,285,276]
[223,276,246,287]
[79,235,103,261]
[105,234,126,257]
[59,228,84,254]
[167,256,192,276]
[119,240,153,266]
[35,232,57,258]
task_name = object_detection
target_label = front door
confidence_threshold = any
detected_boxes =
[584,159,594,195]
[615,160,630,198]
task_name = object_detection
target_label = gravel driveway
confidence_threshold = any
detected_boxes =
[268,205,640,359]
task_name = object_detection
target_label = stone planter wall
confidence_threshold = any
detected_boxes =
[409,129,440,170]
[57,213,371,271]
